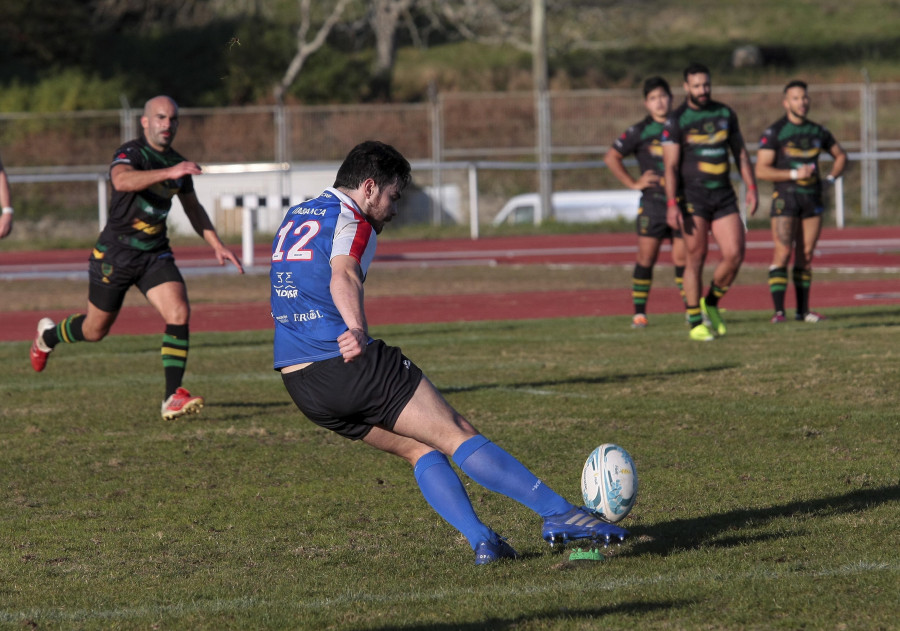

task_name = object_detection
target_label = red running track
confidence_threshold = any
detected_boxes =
[3,226,900,342]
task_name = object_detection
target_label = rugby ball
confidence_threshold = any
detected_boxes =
[581,443,638,523]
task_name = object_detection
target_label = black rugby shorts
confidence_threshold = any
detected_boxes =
[684,186,740,223]
[769,192,825,220]
[281,339,423,440]
[637,196,682,239]
[88,244,184,312]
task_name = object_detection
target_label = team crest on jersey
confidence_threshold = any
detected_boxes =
[273,271,298,298]
[101,263,114,277]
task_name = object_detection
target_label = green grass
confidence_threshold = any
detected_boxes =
[1,310,898,629]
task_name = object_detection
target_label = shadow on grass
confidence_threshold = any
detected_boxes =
[834,309,900,321]
[367,599,692,630]
[832,309,900,330]
[629,485,900,557]
[442,363,740,394]
[213,401,289,410]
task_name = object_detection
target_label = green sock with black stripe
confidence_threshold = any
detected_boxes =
[793,267,812,316]
[686,304,703,328]
[43,314,86,348]
[769,266,788,314]
[674,265,686,305]
[162,324,189,399]
[631,264,652,315]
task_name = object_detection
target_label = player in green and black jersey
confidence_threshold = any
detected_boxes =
[605,76,686,329]
[102,135,195,252]
[29,96,243,420]
[756,80,847,324]
[662,62,758,341]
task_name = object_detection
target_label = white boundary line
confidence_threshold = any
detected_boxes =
[1,560,895,623]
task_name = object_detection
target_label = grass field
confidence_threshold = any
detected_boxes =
[1,306,898,629]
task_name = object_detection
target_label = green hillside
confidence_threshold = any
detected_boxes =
[1,0,899,109]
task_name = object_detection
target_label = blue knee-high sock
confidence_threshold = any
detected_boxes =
[414,450,495,550]
[452,435,573,518]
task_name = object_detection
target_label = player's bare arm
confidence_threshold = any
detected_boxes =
[754,148,784,181]
[604,148,659,190]
[0,165,10,208]
[0,166,12,239]
[662,142,681,230]
[179,191,244,273]
[110,161,203,192]
[733,138,758,216]
[754,148,815,182]
[828,142,848,179]
[330,254,368,362]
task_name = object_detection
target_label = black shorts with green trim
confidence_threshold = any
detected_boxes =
[637,195,682,239]
[87,243,185,312]
[683,186,740,222]
[281,339,424,441]
[769,192,825,220]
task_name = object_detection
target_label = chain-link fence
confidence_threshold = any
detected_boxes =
[2,83,898,237]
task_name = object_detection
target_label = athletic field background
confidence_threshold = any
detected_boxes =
[1,226,898,629]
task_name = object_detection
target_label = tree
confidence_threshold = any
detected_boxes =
[419,0,532,52]
[419,0,622,56]
[91,0,267,30]
[367,0,416,101]
[274,0,355,104]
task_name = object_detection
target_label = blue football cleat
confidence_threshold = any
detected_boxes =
[542,506,629,547]
[474,537,519,565]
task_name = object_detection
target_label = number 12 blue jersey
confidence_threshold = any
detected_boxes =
[270,188,377,368]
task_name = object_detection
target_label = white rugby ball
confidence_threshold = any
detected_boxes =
[581,443,638,523]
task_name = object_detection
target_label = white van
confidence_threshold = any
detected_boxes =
[491,190,641,226]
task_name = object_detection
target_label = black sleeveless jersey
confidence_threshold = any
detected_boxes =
[100,136,195,252]
[759,116,836,196]
[663,100,742,194]
[612,115,667,201]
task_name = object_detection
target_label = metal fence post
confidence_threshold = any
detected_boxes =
[859,78,877,219]
[867,84,879,219]
[535,89,552,224]
[430,82,443,226]
[242,194,258,269]
[468,162,479,240]
[834,176,845,228]
[97,175,108,230]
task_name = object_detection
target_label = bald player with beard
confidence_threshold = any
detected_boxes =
[29,96,243,420]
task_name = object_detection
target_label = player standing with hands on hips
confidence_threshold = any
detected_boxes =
[271,140,628,565]
[29,95,243,420]
[605,76,687,329]
[0,150,14,239]
[662,62,758,341]
[755,80,847,323]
